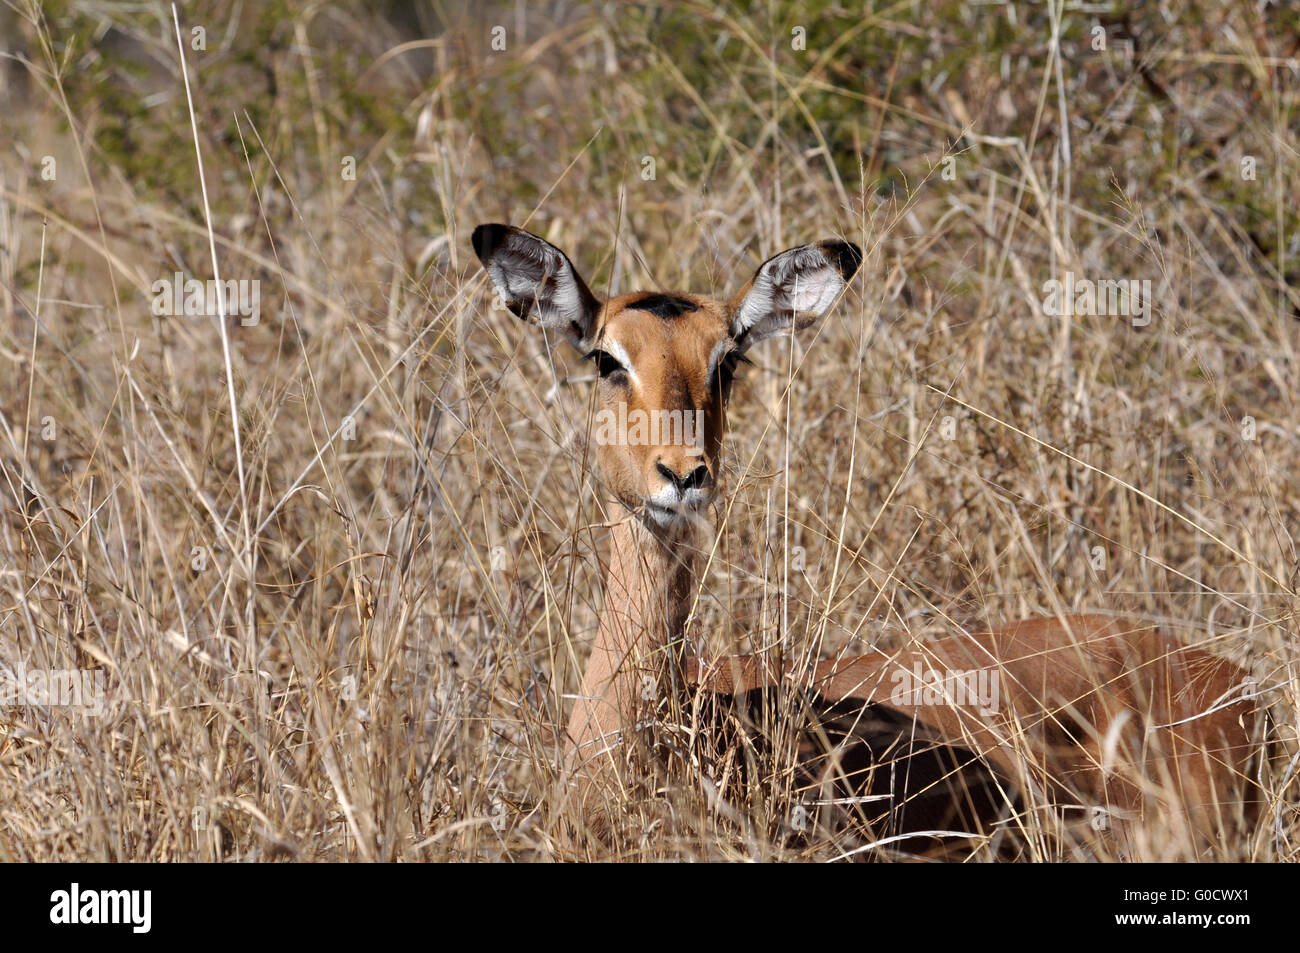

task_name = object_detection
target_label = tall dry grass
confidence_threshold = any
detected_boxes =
[0,0,1296,860]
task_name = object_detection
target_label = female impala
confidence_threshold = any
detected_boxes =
[472,223,1262,859]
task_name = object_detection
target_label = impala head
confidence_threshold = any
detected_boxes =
[472,224,861,531]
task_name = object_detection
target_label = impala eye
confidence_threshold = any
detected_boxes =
[714,349,749,392]
[585,349,627,381]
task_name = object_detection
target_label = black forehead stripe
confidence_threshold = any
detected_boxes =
[628,293,699,319]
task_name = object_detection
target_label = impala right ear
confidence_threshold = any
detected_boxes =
[728,239,862,351]
[471,224,602,350]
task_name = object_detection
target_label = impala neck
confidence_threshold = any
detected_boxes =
[564,507,698,781]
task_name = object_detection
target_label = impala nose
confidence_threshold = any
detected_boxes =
[656,461,711,495]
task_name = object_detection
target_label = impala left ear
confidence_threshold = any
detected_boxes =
[471,223,602,350]
[728,239,862,350]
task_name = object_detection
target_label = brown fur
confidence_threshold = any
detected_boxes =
[588,293,731,508]
[690,615,1261,853]
[472,224,1262,857]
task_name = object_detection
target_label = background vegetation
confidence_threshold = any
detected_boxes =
[1,0,1296,860]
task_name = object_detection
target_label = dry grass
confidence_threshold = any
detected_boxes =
[0,0,1296,861]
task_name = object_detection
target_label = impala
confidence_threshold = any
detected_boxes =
[472,223,1262,859]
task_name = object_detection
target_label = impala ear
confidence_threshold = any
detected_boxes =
[471,224,602,349]
[728,239,862,350]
